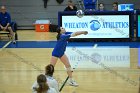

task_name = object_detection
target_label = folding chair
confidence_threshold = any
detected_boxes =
[0,22,18,42]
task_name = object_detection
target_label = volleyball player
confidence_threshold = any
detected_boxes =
[50,27,88,86]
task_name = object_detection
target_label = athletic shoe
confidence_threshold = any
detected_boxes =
[68,79,78,87]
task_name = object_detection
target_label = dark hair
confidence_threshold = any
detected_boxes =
[99,3,104,6]
[36,74,49,93]
[68,0,73,3]
[56,27,61,40]
[113,2,118,5]
[45,64,54,77]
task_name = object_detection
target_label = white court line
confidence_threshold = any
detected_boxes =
[0,40,12,51]
[93,44,98,48]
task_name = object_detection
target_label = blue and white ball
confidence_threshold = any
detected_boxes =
[76,10,84,18]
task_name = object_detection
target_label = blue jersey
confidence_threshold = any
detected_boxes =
[0,12,11,26]
[84,0,97,10]
[52,32,72,58]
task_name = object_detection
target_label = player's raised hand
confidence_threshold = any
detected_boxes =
[83,31,88,35]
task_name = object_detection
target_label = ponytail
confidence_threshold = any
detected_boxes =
[36,74,49,93]
[45,64,54,77]
[56,27,61,40]
[37,82,49,93]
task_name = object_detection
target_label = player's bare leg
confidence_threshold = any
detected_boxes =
[60,54,78,87]
[8,27,15,43]
[50,56,58,66]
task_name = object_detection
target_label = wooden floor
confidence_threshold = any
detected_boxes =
[0,30,140,93]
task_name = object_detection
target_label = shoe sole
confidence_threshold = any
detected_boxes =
[69,84,79,87]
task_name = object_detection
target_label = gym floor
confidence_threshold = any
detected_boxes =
[0,30,140,93]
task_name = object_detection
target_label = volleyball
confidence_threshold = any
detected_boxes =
[76,10,84,18]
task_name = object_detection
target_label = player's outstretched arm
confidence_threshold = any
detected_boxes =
[71,31,88,37]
